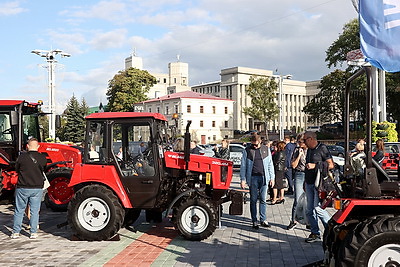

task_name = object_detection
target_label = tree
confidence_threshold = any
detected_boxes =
[325,19,360,69]
[106,67,156,112]
[242,76,279,137]
[63,95,87,143]
[304,19,366,124]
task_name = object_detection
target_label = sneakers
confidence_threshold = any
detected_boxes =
[305,233,321,243]
[10,233,20,239]
[260,221,271,228]
[30,233,38,239]
[252,222,259,230]
[286,221,297,230]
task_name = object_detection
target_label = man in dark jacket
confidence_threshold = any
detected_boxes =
[11,138,47,239]
[303,131,334,243]
[284,136,296,194]
[240,135,275,229]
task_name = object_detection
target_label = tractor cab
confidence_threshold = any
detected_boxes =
[0,100,41,162]
[76,112,170,209]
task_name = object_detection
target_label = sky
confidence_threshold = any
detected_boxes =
[0,0,357,113]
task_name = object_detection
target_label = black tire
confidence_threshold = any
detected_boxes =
[175,198,217,241]
[124,208,142,227]
[44,168,74,211]
[67,184,125,241]
[338,215,400,267]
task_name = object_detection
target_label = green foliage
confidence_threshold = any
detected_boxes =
[325,19,360,69]
[242,76,279,131]
[372,121,398,142]
[304,19,366,124]
[62,95,88,143]
[106,67,156,112]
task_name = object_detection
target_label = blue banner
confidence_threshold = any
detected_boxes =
[359,0,400,72]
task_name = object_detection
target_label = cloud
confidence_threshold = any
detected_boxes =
[89,29,128,50]
[0,1,27,16]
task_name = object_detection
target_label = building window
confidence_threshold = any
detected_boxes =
[163,78,167,83]
[148,108,152,113]
[212,121,216,127]
[212,106,216,114]
[213,135,216,141]
[224,107,228,114]
[224,121,228,128]
[165,106,169,115]
[200,106,204,113]
[187,105,191,113]
[200,120,204,127]
[157,107,160,113]
[175,105,179,113]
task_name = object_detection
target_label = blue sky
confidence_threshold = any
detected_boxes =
[0,0,356,113]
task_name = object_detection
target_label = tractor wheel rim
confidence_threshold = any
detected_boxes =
[47,177,74,204]
[181,206,209,234]
[368,244,400,267]
[77,197,111,231]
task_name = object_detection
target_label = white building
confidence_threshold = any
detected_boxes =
[133,91,234,144]
[125,54,190,99]
[192,67,320,133]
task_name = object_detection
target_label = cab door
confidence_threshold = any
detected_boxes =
[111,120,160,208]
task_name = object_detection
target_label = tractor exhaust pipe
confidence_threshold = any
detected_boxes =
[184,120,192,170]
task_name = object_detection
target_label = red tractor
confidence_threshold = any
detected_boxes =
[67,112,243,241]
[323,67,400,266]
[0,100,81,210]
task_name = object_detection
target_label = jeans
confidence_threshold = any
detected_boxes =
[249,176,268,223]
[13,188,43,234]
[285,167,294,192]
[290,171,305,222]
[305,183,331,235]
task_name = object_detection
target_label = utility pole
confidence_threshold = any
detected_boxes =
[31,49,71,140]
[273,74,292,140]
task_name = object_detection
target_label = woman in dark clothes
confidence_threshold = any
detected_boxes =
[373,138,385,166]
[271,141,286,204]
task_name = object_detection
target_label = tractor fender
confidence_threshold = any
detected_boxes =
[165,188,207,218]
[69,163,132,208]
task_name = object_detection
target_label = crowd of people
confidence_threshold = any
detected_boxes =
[239,132,384,243]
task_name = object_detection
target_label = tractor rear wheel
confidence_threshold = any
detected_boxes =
[68,184,125,241]
[175,198,217,241]
[338,215,400,267]
[44,168,74,211]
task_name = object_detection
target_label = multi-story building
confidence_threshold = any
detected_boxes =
[125,54,189,99]
[192,67,320,133]
[133,91,234,144]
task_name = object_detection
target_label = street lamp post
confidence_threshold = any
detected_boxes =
[31,49,71,140]
[274,74,292,141]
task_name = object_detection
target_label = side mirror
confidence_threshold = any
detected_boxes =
[10,111,18,126]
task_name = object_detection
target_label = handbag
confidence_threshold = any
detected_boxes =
[28,153,50,190]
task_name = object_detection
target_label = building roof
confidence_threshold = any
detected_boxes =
[86,112,167,121]
[138,90,233,104]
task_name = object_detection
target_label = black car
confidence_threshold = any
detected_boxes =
[335,141,357,151]
[326,145,345,158]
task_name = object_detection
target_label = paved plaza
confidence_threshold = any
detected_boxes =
[0,174,331,266]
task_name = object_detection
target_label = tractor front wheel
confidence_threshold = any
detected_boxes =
[67,184,125,241]
[339,215,400,267]
[44,168,74,211]
[175,198,217,241]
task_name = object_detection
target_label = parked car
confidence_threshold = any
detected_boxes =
[326,145,345,158]
[229,144,245,168]
[335,141,357,151]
